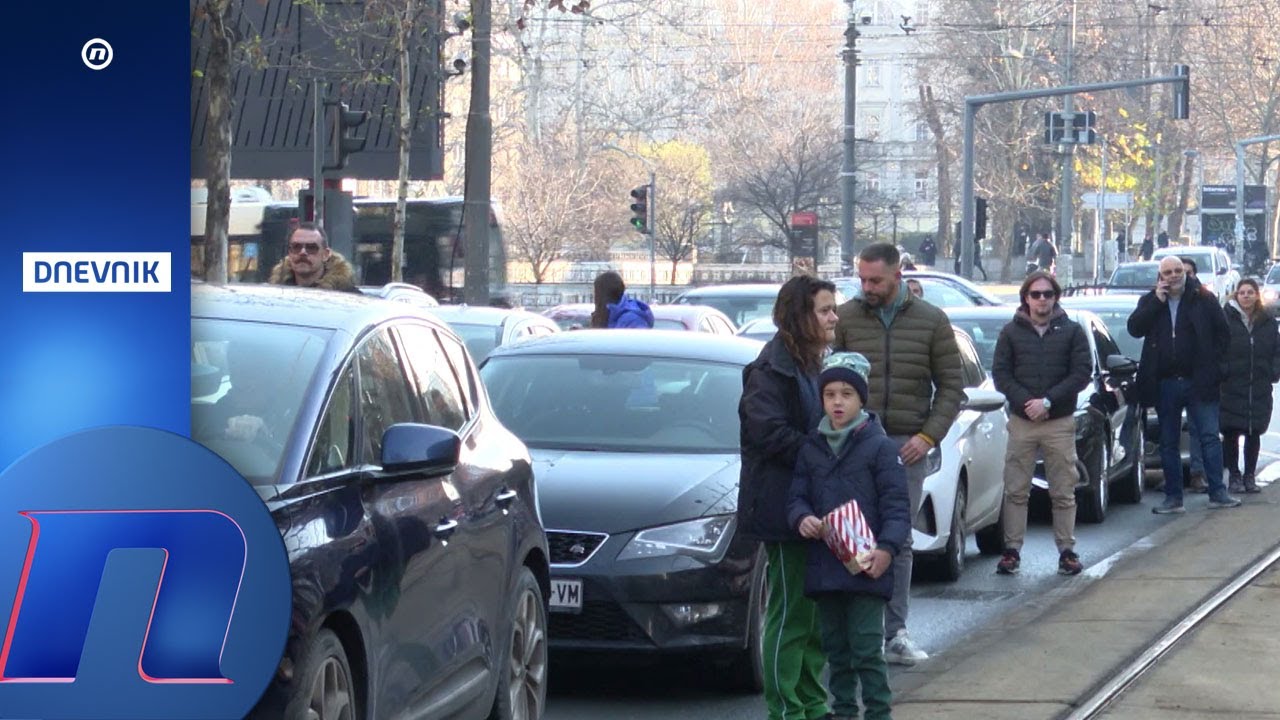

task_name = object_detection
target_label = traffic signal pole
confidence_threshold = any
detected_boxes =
[958,68,1191,280]
[647,171,656,299]
[312,79,325,229]
[1234,134,1280,257]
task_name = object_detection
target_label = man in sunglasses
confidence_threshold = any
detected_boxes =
[1128,256,1236,514]
[991,271,1091,576]
[267,222,359,293]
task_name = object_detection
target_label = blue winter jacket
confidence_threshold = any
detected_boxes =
[786,413,910,599]
[607,294,655,328]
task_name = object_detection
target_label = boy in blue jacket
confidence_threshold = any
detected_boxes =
[787,352,911,720]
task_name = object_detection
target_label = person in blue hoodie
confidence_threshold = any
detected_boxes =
[590,270,655,328]
[787,352,910,720]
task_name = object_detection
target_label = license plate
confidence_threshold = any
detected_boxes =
[549,579,582,612]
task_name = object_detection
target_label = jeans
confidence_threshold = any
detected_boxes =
[885,435,926,641]
[1187,410,1204,476]
[1156,378,1225,501]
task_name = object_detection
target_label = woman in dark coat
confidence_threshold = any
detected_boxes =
[1220,278,1280,493]
[737,274,838,720]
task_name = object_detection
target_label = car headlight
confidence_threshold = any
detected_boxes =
[616,514,736,563]
[1265,289,1278,303]
[923,446,942,476]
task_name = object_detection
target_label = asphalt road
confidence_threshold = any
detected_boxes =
[542,401,1280,720]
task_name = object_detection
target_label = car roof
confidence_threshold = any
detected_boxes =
[1061,294,1140,309]
[429,304,549,325]
[945,303,1103,326]
[1153,246,1218,259]
[191,282,447,334]
[677,283,781,297]
[485,329,763,364]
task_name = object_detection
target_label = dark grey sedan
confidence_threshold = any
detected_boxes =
[479,331,767,692]
[192,284,549,720]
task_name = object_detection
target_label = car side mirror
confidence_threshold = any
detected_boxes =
[380,423,461,477]
[962,388,1006,413]
[1105,354,1138,376]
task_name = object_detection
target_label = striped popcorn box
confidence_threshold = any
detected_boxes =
[821,499,877,575]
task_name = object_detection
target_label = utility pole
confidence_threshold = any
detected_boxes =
[463,0,493,304]
[1057,0,1078,282]
[839,1,860,270]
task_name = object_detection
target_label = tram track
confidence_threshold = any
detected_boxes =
[1064,541,1280,719]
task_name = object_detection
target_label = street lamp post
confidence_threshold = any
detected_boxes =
[889,203,901,246]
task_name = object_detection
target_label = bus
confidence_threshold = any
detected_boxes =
[191,189,508,300]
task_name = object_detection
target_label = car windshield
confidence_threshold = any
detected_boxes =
[1085,310,1143,360]
[1111,264,1158,287]
[481,354,743,453]
[546,310,590,330]
[1267,265,1280,284]
[447,321,502,360]
[191,318,331,484]
[946,316,1012,370]
[678,294,775,326]
[654,317,686,330]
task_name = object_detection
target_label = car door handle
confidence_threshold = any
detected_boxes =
[433,518,459,539]
[495,487,518,507]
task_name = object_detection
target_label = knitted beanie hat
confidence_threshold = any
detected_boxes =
[819,351,870,405]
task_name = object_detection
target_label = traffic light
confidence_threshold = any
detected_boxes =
[325,101,371,171]
[629,185,649,234]
[1173,64,1190,120]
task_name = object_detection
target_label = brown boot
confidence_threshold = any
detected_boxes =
[1243,473,1261,494]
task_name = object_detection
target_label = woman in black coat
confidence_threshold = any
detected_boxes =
[737,274,839,720]
[1220,278,1280,493]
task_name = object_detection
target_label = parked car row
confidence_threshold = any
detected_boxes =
[189,268,1189,718]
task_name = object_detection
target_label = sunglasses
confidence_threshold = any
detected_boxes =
[289,242,323,255]
[1027,290,1057,300]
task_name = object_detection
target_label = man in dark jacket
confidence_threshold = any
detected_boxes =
[267,223,360,293]
[991,272,1092,576]
[833,242,964,665]
[1128,256,1238,513]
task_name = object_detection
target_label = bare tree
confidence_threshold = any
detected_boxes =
[195,0,235,284]
[649,140,713,281]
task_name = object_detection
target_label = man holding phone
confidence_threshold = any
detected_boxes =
[1128,256,1236,513]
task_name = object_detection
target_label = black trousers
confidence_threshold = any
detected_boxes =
[1222,429,1261,477]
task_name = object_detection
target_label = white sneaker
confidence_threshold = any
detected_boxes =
[884,629,929,666]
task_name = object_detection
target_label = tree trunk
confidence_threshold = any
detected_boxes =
[1167,153,1193,242]
[391,0,413,284]
[920,86,951,268]
[202,0,233,284]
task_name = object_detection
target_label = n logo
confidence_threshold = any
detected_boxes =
[1,510,246,682]
[0,427,290,719]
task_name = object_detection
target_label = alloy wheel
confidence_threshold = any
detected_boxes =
[506,584,548,720]
[305,655,354,720]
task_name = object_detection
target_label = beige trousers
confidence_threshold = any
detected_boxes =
[1002,414,1079,553]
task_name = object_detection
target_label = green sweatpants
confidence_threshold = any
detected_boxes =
[763,541,829,720]
[815,593,892,720]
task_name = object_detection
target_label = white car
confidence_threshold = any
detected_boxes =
[912,328,1009,581]
[1151,246,1239,304]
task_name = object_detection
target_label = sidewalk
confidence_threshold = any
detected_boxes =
[889,487,1280,719]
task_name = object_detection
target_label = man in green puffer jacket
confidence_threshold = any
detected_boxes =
[832,242,965,666]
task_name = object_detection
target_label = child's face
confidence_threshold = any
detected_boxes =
[823,381,863,429]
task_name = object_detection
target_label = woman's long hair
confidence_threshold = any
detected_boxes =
[1235,278,1265,321]
[591,271,626,328]
[773,275,836,374]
